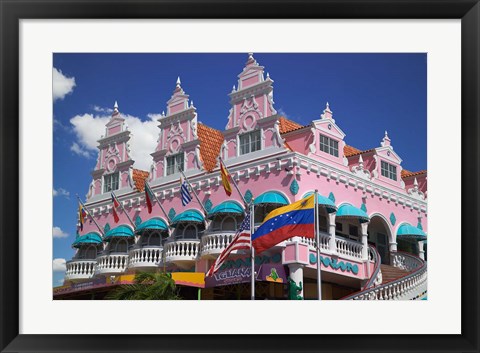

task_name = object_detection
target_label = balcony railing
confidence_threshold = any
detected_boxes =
[65,259,96,281]
[200,231,237,258]
[295,233,364,261]
[128,246,163,269]
[164,239,200,268]
[95,253,129,276]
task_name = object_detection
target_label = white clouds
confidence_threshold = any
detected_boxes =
[52,258,67,272]
[53,67,76,101]
[53,187,70,198]
[70,111,159,170]
[53,226,69,239]
[70,141,92,158]
[93,105,113,113]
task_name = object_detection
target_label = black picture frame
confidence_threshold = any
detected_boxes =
[1,1,479,352]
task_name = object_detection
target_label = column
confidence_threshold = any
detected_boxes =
[418,241,425,260]
[389,241,398,252]
[288,263,304,299]
[328,212,337,254]
[361,221,369,261]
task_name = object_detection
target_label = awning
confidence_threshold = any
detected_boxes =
[254,191,289,205]
[104,225,134,241]
[136,218,169,233]
[397,223,427,241]
[171,209,205,226]
[303,192,337,213]
[171,272,205,288]
[72,232,103,248]
[336,204,369,223]
[207,201,244,219]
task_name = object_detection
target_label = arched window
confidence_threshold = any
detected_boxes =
[84,245,97,259]
[113,239,128,253]
[183,224,198,239]
[221,216,237,231]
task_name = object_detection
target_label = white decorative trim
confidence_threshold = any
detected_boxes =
[194,145,204,170]
[308,127,316,154]
[407,178,425,201]
[351,155,371,180]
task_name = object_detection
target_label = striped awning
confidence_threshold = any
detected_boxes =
[336,204,369,223]
[207,201,244,219]
[303,192,337,213]
[171,209,205,226]
[254,191,289,205]
[72,232,103,248]
[104,225,134,240]
[136,218,169,233]
[397,223,427,241]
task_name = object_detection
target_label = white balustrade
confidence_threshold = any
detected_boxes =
[65,259,96,281]
[164,239,200,266]
[200,231,237,257]
[95,253,129,275]
[335,237,363,260]
[346,252,427,300]
[392,252,421,271]
[128,247,163,269]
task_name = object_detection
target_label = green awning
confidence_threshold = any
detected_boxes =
[136,218,169,233]
[397,223,427,241]
[254,191,289,205]
[336,204,369,223]
[104,225,134,240]
[208,201,244,219]
[72,232,103,248]
[171,209,205,226]
[303,192,337,213]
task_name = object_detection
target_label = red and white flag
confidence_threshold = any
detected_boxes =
[206,212,251,277]
[111,192,120,223]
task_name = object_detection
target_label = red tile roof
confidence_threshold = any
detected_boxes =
[132,169,149,192]
[401,169,427,179]
[344,145,376,157]
[278,116,304,134]
[197,123,224,172]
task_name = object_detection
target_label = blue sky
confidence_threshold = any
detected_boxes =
[52,53,427,286]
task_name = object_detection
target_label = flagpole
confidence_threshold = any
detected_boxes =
[250,199,255,300]
[112,191,136,229]
[145,182,172,223]
[178,167,209,215]
[314,190,322,300]
[218,156,248,207]
[76,195,105,236]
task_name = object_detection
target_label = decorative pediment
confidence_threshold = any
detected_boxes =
[239,95,263,131]
[407,178,425,201]
[351,155,371,180]
[375,146,402,164]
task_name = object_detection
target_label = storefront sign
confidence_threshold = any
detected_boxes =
[205,255,287,288]
[309,254,359,275]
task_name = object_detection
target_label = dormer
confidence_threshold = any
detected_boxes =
[372,131,404,189]
[223,53,284,161]
[310,103,347,168]
[151,78,203,180]
[88,102,134,199]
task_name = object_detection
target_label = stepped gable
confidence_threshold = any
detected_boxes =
[132,169,149,192]
[401,169,427,179]
[197,123,224,172]
[278,116,304,134]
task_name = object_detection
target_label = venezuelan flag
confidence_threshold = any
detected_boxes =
[252,194,315,254]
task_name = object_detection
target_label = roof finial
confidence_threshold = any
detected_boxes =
[381,130,391,147]
[326,102,330,110]
[113,101,119,115]
[232,85,236,92]
[190,100,194,107]
[358,154,364,168]
[176,76,181,87]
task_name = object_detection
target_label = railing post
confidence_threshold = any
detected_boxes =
[417,241,425,260]
[361,221,369,261]
[328,212,337,254]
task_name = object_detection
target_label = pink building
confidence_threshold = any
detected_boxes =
[63,54,427,300]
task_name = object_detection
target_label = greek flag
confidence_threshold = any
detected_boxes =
[181,177,192,206]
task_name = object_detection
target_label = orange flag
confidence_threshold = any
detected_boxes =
[220,160,232,196]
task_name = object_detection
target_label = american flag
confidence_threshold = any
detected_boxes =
[180,177,192,207]
[206,212,252,277]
